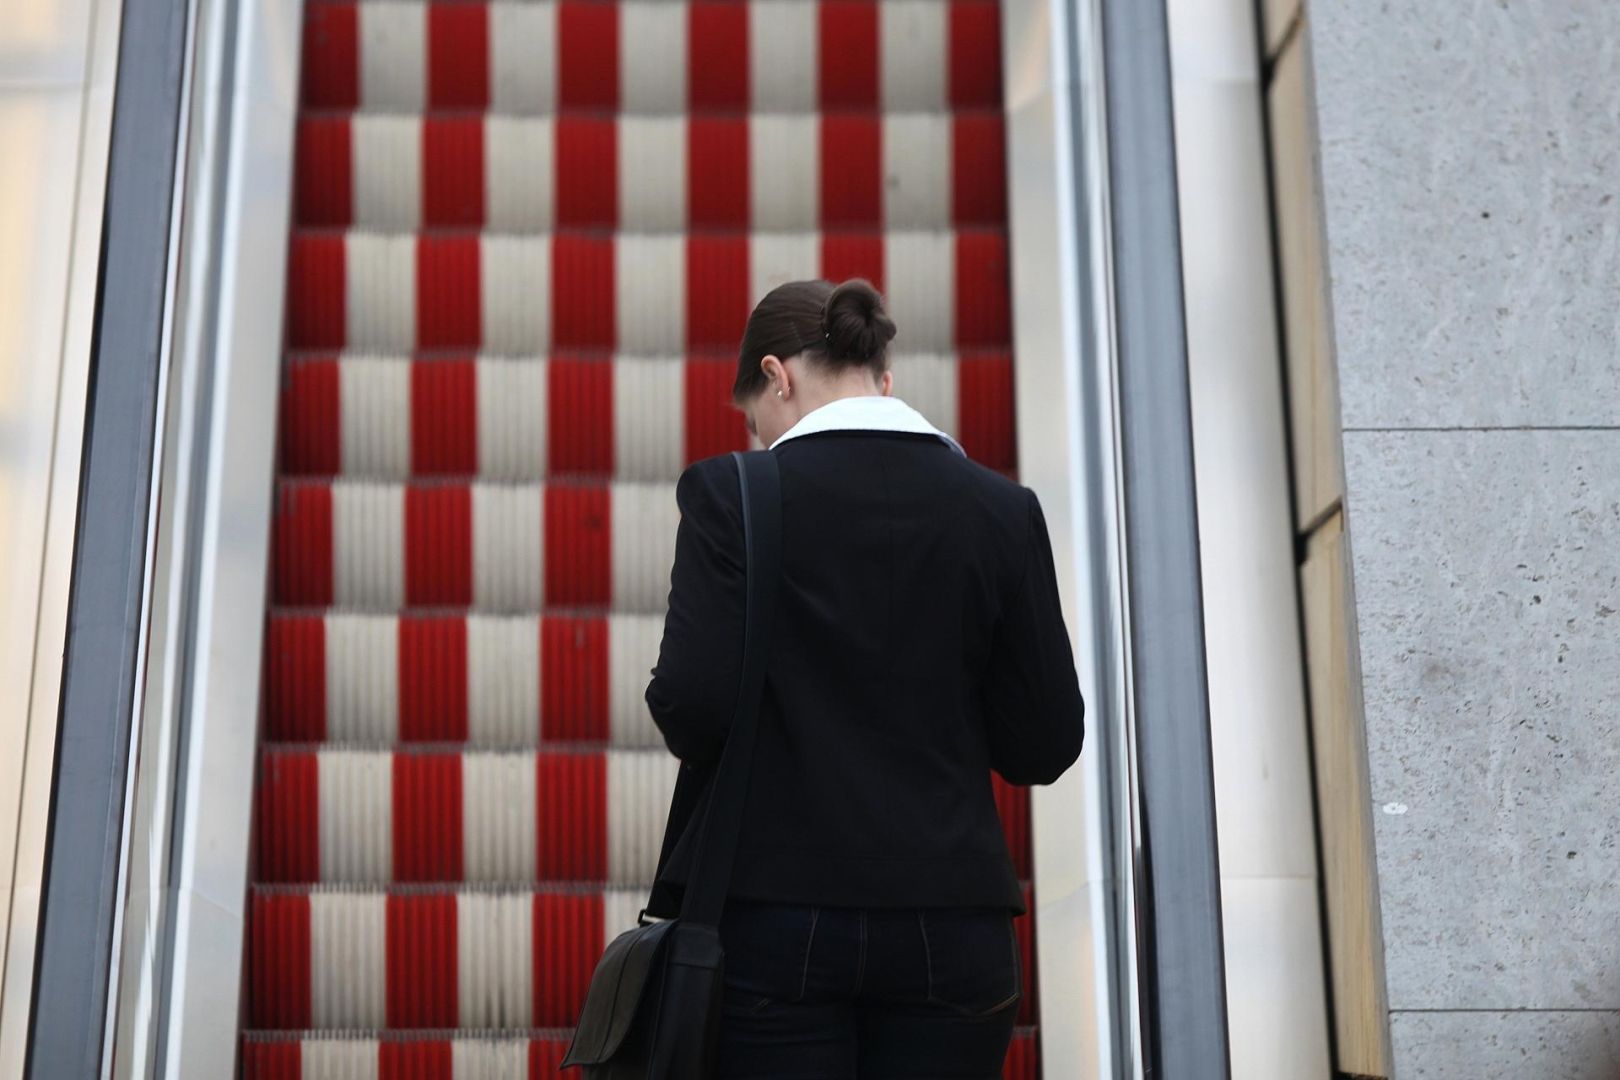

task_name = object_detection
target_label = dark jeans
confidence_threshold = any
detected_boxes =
[714,898,1022,1079]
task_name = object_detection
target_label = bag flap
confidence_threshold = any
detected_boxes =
[560,918,677,1066]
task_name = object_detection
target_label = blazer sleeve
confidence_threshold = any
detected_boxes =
[982,487,1086,786]
[644,457,748,767]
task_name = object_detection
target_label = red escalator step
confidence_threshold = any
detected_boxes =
[249,892,312,1029]
[953,112,1008,226]
[282,358,341,475]
[265,614,327,743]
[821,232,884,291]
[955,231,1011,348]
[686,234,750,350]
[558,1,618,110]
[550,234,615,349]
[416,235,482,350]
[958,351,1016,470]
[689,2,749,110]
[393,752,465,883]
[380,1038,453,1079]
[423,116,486,227]
[386,894,459,1028]
[819,1,879,109]
[556,117,618,229]
[542,486,611,607]
[531,892,605,1028]
[540,615,609,742]
[275,482,335,607]
[398,615,470,742]
[427,3,489,110]
[242,1040,302,1080]
[410,359,479,476]
[820,114,882,227]
[548,357,615,477]
[949,0,1003,110]
[287,232,347,351]
[257,751,320,884]
[404,484,474,606]
[297,116,353,227]
[536,751,608,882]
[301,3,358,109]
[688,117,749,230]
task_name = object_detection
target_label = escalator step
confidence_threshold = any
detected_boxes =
[294,111,1007,232]
[300,0,1003,114]
[265,611,659,747]
[277,352,1012,481]
[241,1028,1041,1079]
[255,747,1031,886]
[254,748,674,886]
[248,885,1039,1033]
[285,227,1011,355]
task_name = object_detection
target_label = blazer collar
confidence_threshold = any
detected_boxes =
[767,395,967,456]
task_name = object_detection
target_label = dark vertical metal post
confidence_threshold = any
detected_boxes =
[26,1,189,1076]
[1097,0,1233,1075]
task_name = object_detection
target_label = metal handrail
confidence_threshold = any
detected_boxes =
[95,0,300,1075]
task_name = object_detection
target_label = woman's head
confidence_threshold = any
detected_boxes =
[733,278,898,447]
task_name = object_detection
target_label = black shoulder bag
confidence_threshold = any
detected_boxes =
[560,448,781,1079]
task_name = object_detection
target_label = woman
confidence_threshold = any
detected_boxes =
[643,278,1085,1078]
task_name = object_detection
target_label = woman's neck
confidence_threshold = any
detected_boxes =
[792,374,887,417]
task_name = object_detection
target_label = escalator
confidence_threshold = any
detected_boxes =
[238,1,1041,1075]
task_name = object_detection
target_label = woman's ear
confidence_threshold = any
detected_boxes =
[880,370,894,395]
[759,354,786,391]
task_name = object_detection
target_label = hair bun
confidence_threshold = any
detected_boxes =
[821,278,897,363]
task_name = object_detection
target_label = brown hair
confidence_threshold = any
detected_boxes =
[732,278,898,401]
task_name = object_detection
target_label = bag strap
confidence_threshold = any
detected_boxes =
[678,449,782,927]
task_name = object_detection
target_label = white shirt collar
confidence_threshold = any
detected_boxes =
[767,395,967,456]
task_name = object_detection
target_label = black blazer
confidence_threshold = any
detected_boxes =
[643,429,1085,916]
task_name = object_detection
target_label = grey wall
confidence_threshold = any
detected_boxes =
[1305,1,1620,1076]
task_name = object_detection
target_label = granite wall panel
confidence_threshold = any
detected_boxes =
[1390,1010,1620,1080]
[1308,2,1620,431]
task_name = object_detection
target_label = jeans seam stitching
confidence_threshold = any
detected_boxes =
[974,990,1023,1016]
[854,910,868,995]
[797,907,819,1002]
[1008,914,1021,1006]
[919,911,934,1000]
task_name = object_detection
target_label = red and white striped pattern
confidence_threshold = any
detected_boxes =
[250,0,1040,1072]
[242,1030,1043,1080]
[256,747,1031,885]
[256,748,680,885]
[248,884,1039,1032]
[265,613,665,746]
[296,112,1007,231]
[279,352,1012,481]
[286,228,1011,355]
[272,479,679,611]
[248,887,632,1030]
[301,0,1003,114]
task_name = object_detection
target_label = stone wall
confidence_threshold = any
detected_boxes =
[1272,0,1620,1074]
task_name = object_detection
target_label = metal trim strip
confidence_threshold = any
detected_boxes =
[1001,0,1139,1074]
[1097,0,1232,1074]
[25,0,192,1075]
